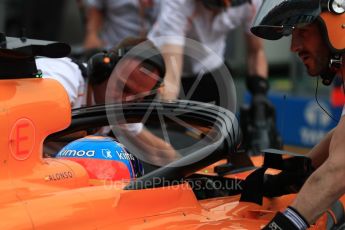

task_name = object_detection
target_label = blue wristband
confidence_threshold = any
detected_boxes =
[283,206,309,230]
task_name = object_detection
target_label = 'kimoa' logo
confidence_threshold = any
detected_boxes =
[58,149,95,157]
[116,150,135,161]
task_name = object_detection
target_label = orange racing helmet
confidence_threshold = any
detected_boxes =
[56,136,144,181]
[251,0,345,84]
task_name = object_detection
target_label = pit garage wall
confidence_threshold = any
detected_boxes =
[244,92,342,148]
[271,94,342,148]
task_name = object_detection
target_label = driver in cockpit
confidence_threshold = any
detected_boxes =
[39,37,179,166]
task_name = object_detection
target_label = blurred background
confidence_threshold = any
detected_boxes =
[0,0,341,151]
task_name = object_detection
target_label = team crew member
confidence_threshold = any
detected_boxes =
[148,0,281,154]
[148,0,267,102]
[83,0,161,50]
[38,38,178,166]
[36,57,86,108]
[250,0,345,229]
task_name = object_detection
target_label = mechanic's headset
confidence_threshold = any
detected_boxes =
[200,0,251,10]
[319,0,345,85]
[322,0,345,14]
[87,46,165,89]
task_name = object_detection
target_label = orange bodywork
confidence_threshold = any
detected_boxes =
[0,78,341,229]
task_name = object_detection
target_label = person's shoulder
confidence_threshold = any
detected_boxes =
[164,0,194,8]
[162,0,195,17]
[36,57,84,79]
[36,57,74,67]
[252,0,264,9]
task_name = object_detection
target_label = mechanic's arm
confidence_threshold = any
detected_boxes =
[137,128,180,165]
[159,44,184,100]
[83,6,103,49]
[245,33,268,78]
[122,127,180,166]
[147,1,191,100]
[291,117,345,224]
[306,128,333,168]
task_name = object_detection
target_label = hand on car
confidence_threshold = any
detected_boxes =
[158,80,180,101]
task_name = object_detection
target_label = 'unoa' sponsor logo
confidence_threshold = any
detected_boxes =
[58,149,95,157]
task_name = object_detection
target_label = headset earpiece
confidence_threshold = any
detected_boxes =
[87,51,119,85]
[322,0,345,14]
[87,44,165,91]
[330,0,345,14]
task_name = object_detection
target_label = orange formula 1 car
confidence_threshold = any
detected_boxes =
[1,35,345,230]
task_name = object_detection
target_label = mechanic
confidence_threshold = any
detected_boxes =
[38,38,178,166]
[148,0,281,154]
[83,0,161,50]
[250,0,345,229]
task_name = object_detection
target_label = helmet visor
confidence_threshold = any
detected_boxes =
[251,0,321,40]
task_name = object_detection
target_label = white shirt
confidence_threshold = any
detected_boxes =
[84,0,161,49]
[36,57,86,108]
[148,0,262,75]
[36,57,143,135]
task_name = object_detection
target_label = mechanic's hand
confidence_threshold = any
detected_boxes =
[263,166,314,197]
[158,80,180,101]
[240,94,282,155]
[83,33,103,50]
[263,207,309,230]
[240,76,282,155]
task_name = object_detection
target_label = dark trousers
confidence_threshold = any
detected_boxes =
[180,65,235,112]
